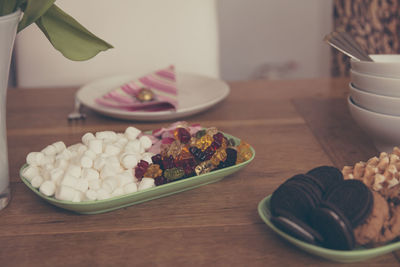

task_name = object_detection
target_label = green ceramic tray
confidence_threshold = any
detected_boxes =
[20,133,255,214]
[258,195,400,263]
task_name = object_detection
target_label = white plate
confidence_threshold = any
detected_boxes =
[76,73,230,121]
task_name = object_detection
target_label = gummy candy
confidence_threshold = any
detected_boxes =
[206,127,218,136]
[195,160,216,175]
[143,123,251,188]
[174,128,191,144]
[211,132,224,149]
[167,140,183,158]
[236,141,253,164]
[195,134,213,151]
[164,167,185,181]
[218,148,237,169]
[177,146,192,160]
[162,155,175,170]
[144,164,162,178]
[195,130,206,139]
[135,160,150,180]
[151,154,163,166]
[154,176,167,186]
[210,149,227,166]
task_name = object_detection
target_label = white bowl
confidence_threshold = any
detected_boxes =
[351,54,400,78]
[350,70,400,97]
[348,96,400,152]
[349,83,400,116]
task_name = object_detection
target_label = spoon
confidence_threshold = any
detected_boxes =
[324,30,374,62]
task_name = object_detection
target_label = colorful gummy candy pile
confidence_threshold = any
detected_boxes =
[136,122,253,186]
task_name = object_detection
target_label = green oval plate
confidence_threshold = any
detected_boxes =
[257,195,400,263]
[20,133,255,214]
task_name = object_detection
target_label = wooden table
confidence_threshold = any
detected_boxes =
[1,77,398,266]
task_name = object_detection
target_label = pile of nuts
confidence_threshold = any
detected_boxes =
[342,147,400,200]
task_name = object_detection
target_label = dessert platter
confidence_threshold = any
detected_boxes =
[20,122,255,214]
[258,148,400,262]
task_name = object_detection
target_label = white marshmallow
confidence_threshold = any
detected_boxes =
[80,156,93,168]
[56,185,79,201]
[61,173,79,188]
[39,180,56,196]
[43,155,55,165]
[56,149,73,161]
[111,188,124,197]
[67,143,81,152]
[52,141,66,153]
[117,175,133,187]
[123,183,138,194]
[104,144,121,156]
[120,153,138,169]
[82,168,99,181]
[114,137,128,148]
[26,152,45,166]
[96,188,111,200]
[125,127,141,140]
[42,145,57,156]
[100,164,119,179]
[139,135,153,150]
[124,140,141,153]
[83,149,97,160]
[54,158,69,170]
[141,154,153,165]
[82,132,95,146]
[77,144,88,155]
[89,139,103,154]
[66,164,81,178]
[96,131,117,141]
[40,168,51,180]
[93,156,106,171]
[75,179,89,193]
[50,168,64,185]
[85,189,97,201]
[138,178,155,191]
[102,177,119,193]
[72,192,83,202]
[31,175,44,188]
[107,155,121,168]
[22,165,40,181]
[88,179,101,190]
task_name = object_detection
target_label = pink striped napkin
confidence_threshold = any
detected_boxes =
[95,65,178,112]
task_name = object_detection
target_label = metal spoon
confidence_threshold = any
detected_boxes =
[324,30,373,62]
[67,98,86,121]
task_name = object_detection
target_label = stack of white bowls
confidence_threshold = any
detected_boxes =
[348,54,400,152]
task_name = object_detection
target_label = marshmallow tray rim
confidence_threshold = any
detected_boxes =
[20,132,255,214]
[258,195,400,263]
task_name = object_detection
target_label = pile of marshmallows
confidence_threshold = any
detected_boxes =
[22,127,156,202]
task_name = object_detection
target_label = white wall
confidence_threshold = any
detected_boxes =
[217,0,333,80]
[13,0,333,87]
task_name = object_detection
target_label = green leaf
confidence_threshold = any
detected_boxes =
[0,0,18,15]
[35,4,113,61]
[17,0,55,32]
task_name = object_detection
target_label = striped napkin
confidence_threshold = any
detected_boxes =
[95,65,178,112]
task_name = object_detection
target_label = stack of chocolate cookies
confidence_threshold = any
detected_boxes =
[270,166,373,250]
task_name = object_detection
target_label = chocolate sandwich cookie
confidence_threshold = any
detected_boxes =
[285,174,324,201]
[306,166,344,193]
[324,179,373,228]
[310,202,355,250]
[270,181,318,222]
[271,211,324,245]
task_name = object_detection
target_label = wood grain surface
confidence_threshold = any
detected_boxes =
[1,78,399,266]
